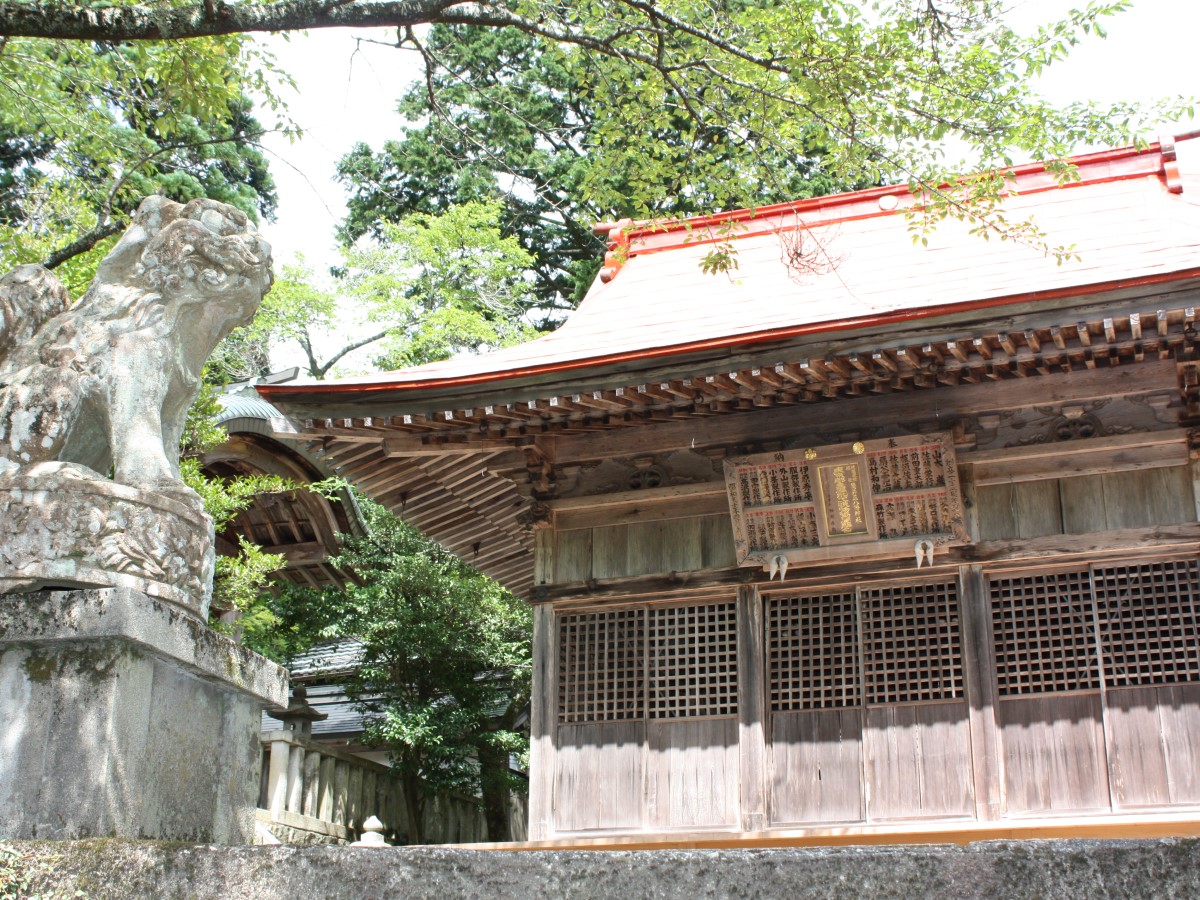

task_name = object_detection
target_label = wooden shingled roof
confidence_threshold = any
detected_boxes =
[259,138,1200,598]
[205,389,363,592]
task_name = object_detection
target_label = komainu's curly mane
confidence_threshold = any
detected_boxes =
[0,196,273,490]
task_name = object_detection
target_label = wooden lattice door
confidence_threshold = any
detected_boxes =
[766,576,973,825]
[554,598,740,832]
[988,555,1200,813]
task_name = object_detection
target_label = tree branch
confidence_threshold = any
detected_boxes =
[43,219,125,269]
[313,328,392,378]
[0,0,467,40]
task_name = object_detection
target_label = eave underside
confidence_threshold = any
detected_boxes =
[272,284,1200,597]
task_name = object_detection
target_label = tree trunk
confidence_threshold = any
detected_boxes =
[476,740,512,843]
[402,771,425,845]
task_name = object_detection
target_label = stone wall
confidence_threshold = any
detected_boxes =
[0,589,288,843]
[6,838,1199,899]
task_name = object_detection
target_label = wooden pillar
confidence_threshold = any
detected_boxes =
[737,584,768,832]
[528,602,558,840]
[959,565,1005,820]
[317,755,336,822]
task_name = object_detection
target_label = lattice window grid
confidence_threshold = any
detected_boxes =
[989,568,1100,697]
[1094,558,1200,688]
[647,602,738,719]
[768,591,860,712]
[859,580,963,705]
[558,608,645,724]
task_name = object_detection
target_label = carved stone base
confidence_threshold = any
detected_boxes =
[0,463,215,618]
[0,588,288,843]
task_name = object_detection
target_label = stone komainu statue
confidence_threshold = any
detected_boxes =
[0,196,272,486]
[0,197,273,615]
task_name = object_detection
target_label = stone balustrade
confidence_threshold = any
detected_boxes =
[258,730,491,845]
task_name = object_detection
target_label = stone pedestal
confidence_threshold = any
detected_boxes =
[0,465,216,617]
[0,588,288,843]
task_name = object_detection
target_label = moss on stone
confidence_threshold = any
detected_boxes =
[21,651,56,683]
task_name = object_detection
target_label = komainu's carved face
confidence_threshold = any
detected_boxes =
[97,196,273,326]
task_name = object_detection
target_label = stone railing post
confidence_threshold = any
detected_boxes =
[266,735,293,817]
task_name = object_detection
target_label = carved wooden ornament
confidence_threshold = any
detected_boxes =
[723,432,968,571]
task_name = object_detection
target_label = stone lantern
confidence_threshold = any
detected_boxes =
[267,685,328,738]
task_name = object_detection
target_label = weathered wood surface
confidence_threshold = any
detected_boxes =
[646,718,739,830]
[959,566,1005,821]
[998,694,1111,815]
[528,604,557,840]
[546,360,1178,463]
[551,482,728,531]
[865,702,974,821]
[553,514,736,584]
[771,709,864,825]
[1106,684,1200,808]
[536,524,1200,602]
[977,466,1194,541]
[968,431,1186,486]
[555,722,645,832]
[736,586,768,832]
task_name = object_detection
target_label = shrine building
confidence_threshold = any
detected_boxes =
[259,137,1200,845]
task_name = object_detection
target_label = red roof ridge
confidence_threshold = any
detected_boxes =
[592,140,1174,283]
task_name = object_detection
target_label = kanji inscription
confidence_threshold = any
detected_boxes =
[817,463,869,536]
[724,433,968,572]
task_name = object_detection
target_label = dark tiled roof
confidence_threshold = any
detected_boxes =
[287,639,365,680]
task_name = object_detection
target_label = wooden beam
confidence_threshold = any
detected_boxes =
[548,360,1178,463]
[533,524,1200,603]
[380,435,518,457]
[549,481,726,531]
[966,430,1188,485]
[258,539,328,567]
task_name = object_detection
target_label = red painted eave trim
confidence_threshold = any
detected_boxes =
[258,266,1200,401]
[618,142,1165,243]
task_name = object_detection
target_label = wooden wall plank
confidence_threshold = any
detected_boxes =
[998,694,1110,815]
[555,721,645,832]
[1014,481,1064,539]
[1105,686,1171,808]
[626,521,666,576]
[554,530,593,584]
[1140,465,1195,525]
[1096,466,1193,530]
[700,514,737,568]
[980,465,1195,543]
[1060,476,1108,535]
[591,525,629,579]
[976,482,1062,541]
[976,484,1017,542]
[1105,683,1200,808]
[1158,684,1200,804]
[1103,470,1156,530]
[646,718,739,830]
[662,517,703,573]
[864,702,973,820]
[771,709,864,825]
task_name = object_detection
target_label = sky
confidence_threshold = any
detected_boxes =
[250,1,1200,372]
